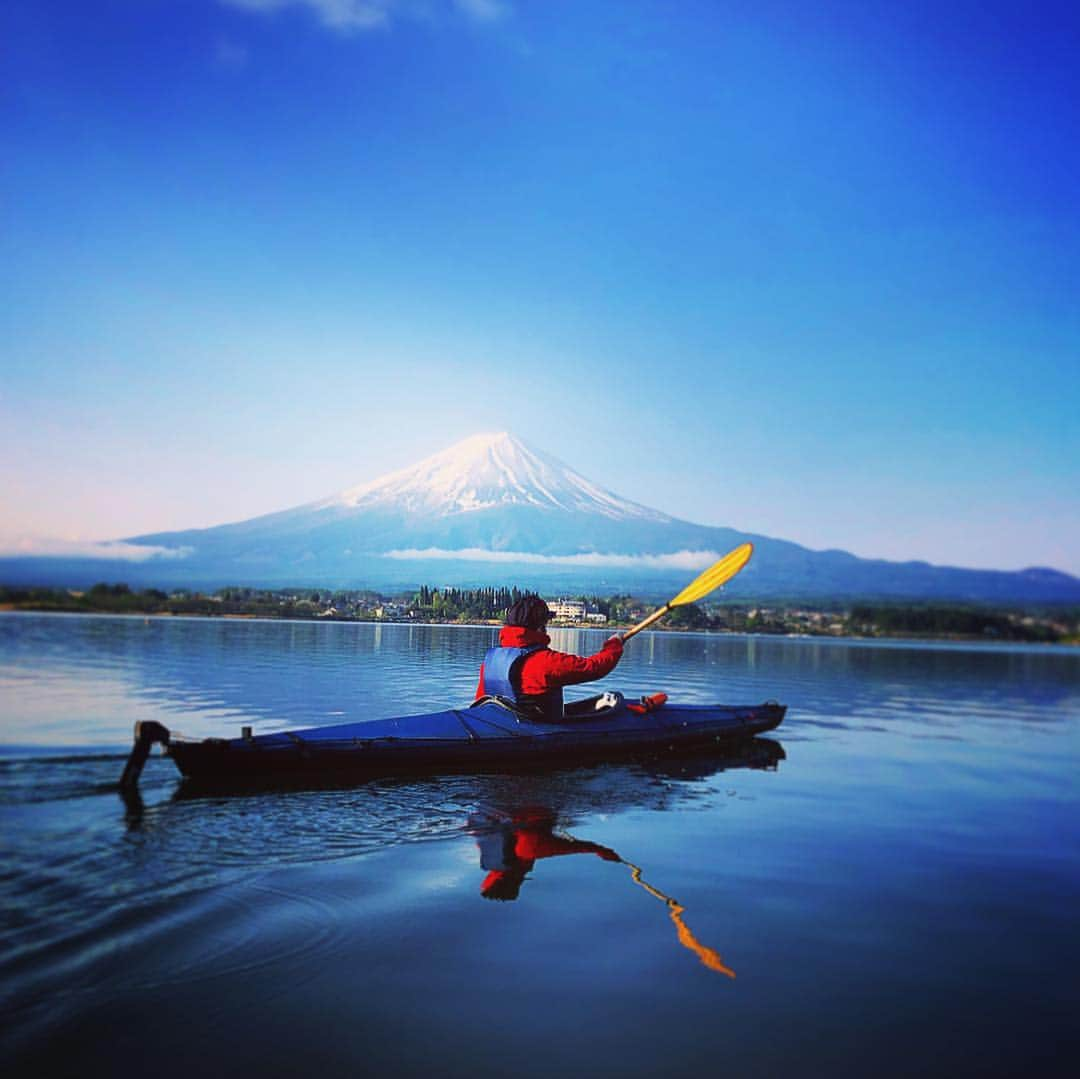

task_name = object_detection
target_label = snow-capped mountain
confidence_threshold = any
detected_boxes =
[3,432,1078,601]
[313,432,670,522]
[143,431,714,567]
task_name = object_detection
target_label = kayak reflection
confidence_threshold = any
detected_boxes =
[168,734,785,801]
[131,737,783,926]
[469,805,737,978]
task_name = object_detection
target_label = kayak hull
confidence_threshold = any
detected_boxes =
[165,696,786,782]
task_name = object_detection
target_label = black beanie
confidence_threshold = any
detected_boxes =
[505,595,554,630]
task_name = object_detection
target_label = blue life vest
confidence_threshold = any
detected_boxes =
[481,644,564,723]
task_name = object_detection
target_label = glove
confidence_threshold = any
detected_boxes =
[604,634,624,654]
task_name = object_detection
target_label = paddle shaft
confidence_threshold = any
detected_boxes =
[617,542,754,644]
[621,604,671,642]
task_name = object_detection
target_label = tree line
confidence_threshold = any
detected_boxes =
[412,586,602,621]
[845,604,1064,642]
[1,584,1074,641]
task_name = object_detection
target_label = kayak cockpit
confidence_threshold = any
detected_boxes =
[473,690,626,723]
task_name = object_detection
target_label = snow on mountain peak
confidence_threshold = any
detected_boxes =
[321,432,671,522]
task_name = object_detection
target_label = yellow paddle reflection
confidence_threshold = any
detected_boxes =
[623,860,736,979]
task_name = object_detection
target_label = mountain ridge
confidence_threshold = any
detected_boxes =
[2,432,1078,602]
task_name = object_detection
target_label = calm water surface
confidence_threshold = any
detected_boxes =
[1,613,1078,1077]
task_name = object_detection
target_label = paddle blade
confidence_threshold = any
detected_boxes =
[669,543,753,607]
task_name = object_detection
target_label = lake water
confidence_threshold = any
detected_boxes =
[1,612,1078,1077]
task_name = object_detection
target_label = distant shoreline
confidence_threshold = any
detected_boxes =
[2,603,1075,646]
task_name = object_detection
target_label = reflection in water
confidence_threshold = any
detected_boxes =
[471,806,623,901]
[469,805,736,977]
[166,735,787,807]
[625,861,736,978]
[3,615,1078,1076]
[1,738,782,1022]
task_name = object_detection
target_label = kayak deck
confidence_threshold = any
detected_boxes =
[158,693,786,783]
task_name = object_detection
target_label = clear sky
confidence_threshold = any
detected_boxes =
[2,0,1078,574]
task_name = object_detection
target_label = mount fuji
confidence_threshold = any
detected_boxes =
[3,431,1078,601]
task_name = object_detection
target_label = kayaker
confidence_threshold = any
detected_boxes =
[474,594,624,722]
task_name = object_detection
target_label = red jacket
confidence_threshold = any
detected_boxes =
[479,822,621,898]
[475,626,623,701]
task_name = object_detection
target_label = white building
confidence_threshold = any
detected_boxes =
[547,598,587,621]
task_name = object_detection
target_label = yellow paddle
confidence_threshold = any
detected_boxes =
[621,542,753,642]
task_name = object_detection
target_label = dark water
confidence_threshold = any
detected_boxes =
[1,613,1078,1077]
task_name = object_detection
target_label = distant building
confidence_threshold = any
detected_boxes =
[547,598,587,621]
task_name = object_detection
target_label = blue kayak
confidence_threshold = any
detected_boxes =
[142,691,786,785]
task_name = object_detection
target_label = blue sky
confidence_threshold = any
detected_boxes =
[2,0,1078,574]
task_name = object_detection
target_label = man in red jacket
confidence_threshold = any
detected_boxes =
[474,595,624,722]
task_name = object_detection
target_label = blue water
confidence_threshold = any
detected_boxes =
[1,612,1078,1077]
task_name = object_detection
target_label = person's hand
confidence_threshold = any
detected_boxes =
[604,634,624,653]
[597,847,622,862]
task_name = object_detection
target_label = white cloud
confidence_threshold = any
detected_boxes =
[0,536,193,562]
[384,547,723,570]
[220,0,508,33]
[223,0,390,32]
